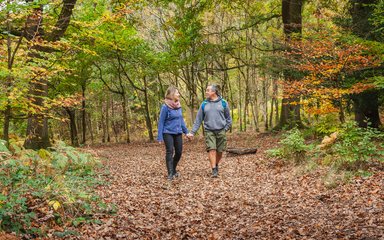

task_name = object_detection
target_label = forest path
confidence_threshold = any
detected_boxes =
[79,133,383,239]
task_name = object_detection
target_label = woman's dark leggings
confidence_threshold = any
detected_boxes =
[163,133,183,176]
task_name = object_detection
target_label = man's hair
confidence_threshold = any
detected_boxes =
[208,84,221,96]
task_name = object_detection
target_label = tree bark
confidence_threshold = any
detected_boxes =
[350,0,382,128]
[111,98,119,143]
[226,148,257,156]
[106,94,111,142]
[277,0,303,129]
[88,112,94,144]
[24,0,77,149]
[81,84,86,144]
[143,76,154,142]
[262,77,269,131]
[121,94,130,143]
[65,108,79,147]
[238,70,243,132]
[3,8,13,146]
[353,91,381,128]
[101,96,106,143]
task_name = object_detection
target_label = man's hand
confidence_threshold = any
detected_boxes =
[186,133,194,139]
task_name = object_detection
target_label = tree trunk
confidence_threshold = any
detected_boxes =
[243,87,248,132]
[65,108,79,147]
[24,77,51,149]
[251,102,259,132]
[338,100,346,124]
[228,74,234,132]
[88,112,94,144]
[143,76,154,142]
[269,98,274,128]
[271,80,279,127]
[277,0,303,129]
[3,104,11,147]
[238,70,243,132]
[111,98,119,143]
[252,69,259,132]
[23,5,50,150]
[101,98,106,143]
[24,0,77,149]
[81,84,86,144]
[121,94,130,143]
[350,0,381,128]
[262,78,269,131]
[3,6,13,146]
[353,91,381,128]
[106,94,111,142]
[275,84,279,125]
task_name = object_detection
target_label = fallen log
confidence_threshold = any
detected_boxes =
[226,148,257,156]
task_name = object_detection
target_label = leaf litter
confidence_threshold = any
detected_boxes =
[64,133,383,239]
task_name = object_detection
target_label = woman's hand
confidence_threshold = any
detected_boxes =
[186,133,194,140]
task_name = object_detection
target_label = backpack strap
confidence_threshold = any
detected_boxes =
[201,100,208,113]
[221,99,227,109]
[201,99,227,118]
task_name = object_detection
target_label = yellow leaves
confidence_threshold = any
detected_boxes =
[48,200,61,211]
[45,185,51,191]
[48,93,83,109]
[38,149,52,161]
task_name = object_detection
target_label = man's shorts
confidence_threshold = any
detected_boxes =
[205,129,227,152]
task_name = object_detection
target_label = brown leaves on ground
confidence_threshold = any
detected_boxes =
[0,233,18,240]
[74,132,383,239]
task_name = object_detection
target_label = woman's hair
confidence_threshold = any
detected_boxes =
[165,86,178,100]
[208,84,221,96]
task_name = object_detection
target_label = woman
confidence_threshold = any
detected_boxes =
[157,86,189,180]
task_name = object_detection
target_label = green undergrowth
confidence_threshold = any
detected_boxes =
[0,140,113,237]
[267,120,384,187]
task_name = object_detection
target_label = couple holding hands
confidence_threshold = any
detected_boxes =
[157,84,232,180]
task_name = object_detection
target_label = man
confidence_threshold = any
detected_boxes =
[187,84,232,177]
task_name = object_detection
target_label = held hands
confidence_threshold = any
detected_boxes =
[186,133,194,140]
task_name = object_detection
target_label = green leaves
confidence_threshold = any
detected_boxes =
[330,121,384,170]
[0,140,105,235]
[0,140,11,154]
[267,128,310,163]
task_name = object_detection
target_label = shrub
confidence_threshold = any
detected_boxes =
[0,141,108,237]
[267,128,310,163]
[311,114,340,137]
[327,121,384,171]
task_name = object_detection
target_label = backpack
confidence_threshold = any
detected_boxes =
[201,99,227,117]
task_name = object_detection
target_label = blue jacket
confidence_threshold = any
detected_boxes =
[157,104,189,141]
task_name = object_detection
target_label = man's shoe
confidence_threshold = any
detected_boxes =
[211,167,218,178]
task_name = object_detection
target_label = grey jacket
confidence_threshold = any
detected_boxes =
[191,97,232,134]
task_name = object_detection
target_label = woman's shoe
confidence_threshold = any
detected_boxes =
[167,174,174,181]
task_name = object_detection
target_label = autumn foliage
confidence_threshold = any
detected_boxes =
[282,32,380,115]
